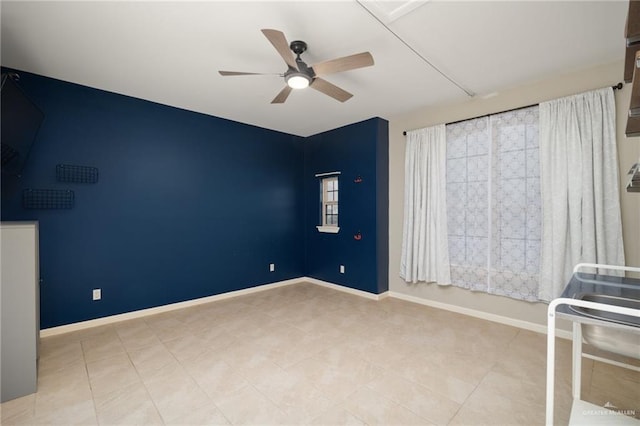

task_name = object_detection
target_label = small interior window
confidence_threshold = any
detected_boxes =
[322,176,339,227]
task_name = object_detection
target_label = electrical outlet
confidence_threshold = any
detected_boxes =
[92,288,101,301]
[340,265,345,274]
[269,263,275,272]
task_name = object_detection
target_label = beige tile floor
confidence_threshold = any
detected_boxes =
[1,282,638,425]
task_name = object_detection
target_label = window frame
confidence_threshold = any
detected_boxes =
[317,175,340,233]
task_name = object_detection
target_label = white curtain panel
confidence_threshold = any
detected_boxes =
[400,125,451,284]
[538,87,625,301]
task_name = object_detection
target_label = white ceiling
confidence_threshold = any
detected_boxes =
[1,1,629,137]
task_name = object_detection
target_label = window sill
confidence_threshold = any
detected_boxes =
[316,226,340,234]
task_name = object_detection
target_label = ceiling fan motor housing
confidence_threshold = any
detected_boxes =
[286,40,315,85]
[289,40,307,56]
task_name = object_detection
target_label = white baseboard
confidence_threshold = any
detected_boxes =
[40,277,305,337]
[40,277,387,337]
[389,291,573,340]
[40,277,568,340]
[304,277,389,301]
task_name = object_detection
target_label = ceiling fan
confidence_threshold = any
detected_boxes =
[219,29,374,104]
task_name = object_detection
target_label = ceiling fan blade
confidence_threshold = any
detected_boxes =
[218,71,279,76]
[310,78,353,102]
[311,52,374,76]
[271,86,293,104]
[261,29,298,70]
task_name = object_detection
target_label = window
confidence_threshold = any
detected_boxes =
[317,175,340,233]
[445,106,541,301]
[323,176,339,225]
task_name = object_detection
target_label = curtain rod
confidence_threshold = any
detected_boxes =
[402,82,624,135]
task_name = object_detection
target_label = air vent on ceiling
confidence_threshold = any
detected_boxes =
[364,0,429,23]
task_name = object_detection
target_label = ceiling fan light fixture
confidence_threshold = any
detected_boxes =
[219,29,374,103]
[286,73,311,89]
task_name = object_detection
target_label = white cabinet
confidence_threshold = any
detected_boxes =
[1,221,39,402]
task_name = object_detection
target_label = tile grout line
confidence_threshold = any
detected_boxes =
[451,327,533,419]
[80,333,100,425]
[143,315,236,426]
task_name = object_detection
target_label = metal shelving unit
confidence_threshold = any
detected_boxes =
[546,264,640,425]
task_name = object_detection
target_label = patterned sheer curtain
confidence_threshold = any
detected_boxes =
[445,106,541,301]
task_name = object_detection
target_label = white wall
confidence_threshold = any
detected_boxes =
[388,60,640,328]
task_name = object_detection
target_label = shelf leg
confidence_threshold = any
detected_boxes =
[546,306,557,426]
[572,322,582,400]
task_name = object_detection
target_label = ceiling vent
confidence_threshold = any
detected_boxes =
[362,0,429,23]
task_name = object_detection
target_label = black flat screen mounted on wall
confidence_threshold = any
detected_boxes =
[1,74,44,176]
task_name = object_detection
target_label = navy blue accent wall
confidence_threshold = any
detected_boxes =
[1,69,389,329]
[374,118,390,294]
[304,118,389,294]
[1,70,305,328]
